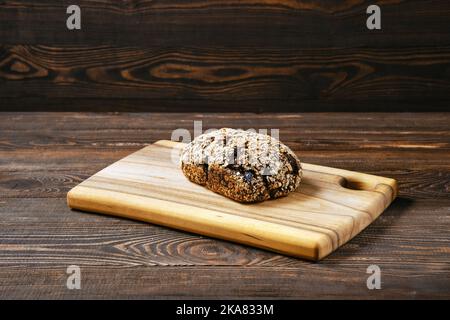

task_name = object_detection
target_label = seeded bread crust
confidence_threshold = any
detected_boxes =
[180,128,302,203]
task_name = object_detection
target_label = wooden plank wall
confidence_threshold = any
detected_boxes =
[0,0,449,111]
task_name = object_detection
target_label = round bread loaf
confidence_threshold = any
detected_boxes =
[180,128,302,203]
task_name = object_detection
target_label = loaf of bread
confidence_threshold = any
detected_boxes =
[180,128,302,203]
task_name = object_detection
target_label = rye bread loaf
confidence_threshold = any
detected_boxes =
[180,128,302,203]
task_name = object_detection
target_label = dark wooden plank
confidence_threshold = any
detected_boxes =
[1,1,450,47]
[0,265,449,299]
[0,113,448,200]
[2,112,449,161]
[3,197,450,265]
[2,98,450,112]
[1,45,450,111]
[0,198,449,299]
[2,167,448,200]
[1,147,449,173]
[2,112,450,130]
[2,1,450,111]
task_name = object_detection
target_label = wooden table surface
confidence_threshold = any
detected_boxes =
[0,112,449,299]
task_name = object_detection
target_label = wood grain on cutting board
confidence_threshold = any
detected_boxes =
[67,140,398,261]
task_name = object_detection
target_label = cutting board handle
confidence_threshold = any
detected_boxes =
[303,163,398,203]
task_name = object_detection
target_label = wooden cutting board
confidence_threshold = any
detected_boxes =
[67,140,397,261]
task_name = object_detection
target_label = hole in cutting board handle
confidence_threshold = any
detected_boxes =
[336,173,398,202]
[338,178,370,191]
